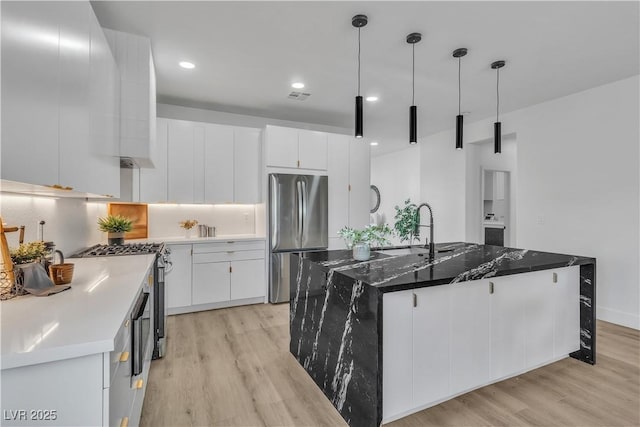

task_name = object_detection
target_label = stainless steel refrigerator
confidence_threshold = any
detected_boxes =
[269,173,328,303]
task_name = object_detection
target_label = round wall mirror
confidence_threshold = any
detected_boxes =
[370,185,381,213]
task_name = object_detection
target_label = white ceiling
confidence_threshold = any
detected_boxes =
[91,1,639,156]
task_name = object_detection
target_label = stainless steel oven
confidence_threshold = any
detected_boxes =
[131,289,151,376]
[153,246,170,359]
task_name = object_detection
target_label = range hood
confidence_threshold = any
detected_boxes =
[119,157,140,202]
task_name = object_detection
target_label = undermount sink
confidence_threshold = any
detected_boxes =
[376,247,430,256]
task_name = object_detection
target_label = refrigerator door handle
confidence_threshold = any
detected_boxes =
[296,180,303,246]
[301,179,307,245]
[270,175,279,250]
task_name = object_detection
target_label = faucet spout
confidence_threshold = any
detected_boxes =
[415,203,435,259]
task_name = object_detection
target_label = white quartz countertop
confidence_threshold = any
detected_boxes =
[1,254,156,370]
[132,234,266,245]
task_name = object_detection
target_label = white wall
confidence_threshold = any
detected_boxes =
[371,146,422,246]
[420,75,640,329]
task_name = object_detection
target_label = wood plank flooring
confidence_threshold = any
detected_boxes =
[141,304,639,427]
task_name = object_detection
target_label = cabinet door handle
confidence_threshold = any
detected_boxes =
[227,241,235,244]
[297,160,300,168]
[229,266,233,273]
[119,351,130,362]
[148,275,153,285]
[489,282,494,294]
[227,251,235,254]
[552,272,558,283]
[412,293,417,308]
[124,319,130,328]
[120,417,129,427]
[135,379,144,389]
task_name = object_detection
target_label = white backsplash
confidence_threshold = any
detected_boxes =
[147,204,256,238]
[0,194,103,256]
[1,195,258,257]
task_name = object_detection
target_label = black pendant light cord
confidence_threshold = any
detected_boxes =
[412,44,415,105]
[357,27,361,96]
[496,67,500,122]
[458,57,461,115]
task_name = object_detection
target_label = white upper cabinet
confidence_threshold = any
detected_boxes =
[103,28,157,168]
[140,119,168,203]
[265,126,298,168]
[155,118,261,204]
[233,128,262,204]
[204,124,234,203]
[298,130,328,170]
[167,120,196,203]
[1,1,120,197]
[265,125,328,170]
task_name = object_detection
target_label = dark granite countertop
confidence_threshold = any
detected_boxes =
[296,242,595,293]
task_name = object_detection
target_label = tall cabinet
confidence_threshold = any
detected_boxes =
[327,134,371,249]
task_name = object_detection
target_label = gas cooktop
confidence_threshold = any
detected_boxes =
[72,243,164,258]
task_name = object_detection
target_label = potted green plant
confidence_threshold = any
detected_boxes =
[337,224,392,261]
[10,241,49,265]
[98,215,133,245]
[394,199,420,244]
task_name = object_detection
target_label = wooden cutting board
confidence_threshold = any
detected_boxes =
[107,203,148,240]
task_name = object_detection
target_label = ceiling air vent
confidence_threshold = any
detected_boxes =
[288,91,311,101]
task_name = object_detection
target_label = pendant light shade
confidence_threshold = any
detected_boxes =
[453,48,467,150]
[410,105,417,144]
[355,95,363,138]
[491,60,505,154]
[407,32,421,145]
[352,14,368,139]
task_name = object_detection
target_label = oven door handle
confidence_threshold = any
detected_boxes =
[132,292,149,320]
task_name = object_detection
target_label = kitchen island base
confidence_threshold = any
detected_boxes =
[290,244,596,427]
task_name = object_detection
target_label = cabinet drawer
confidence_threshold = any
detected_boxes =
[193,240,264,253]
[193,250,264,264]
[109,339,133,426]
[107,317,131,386]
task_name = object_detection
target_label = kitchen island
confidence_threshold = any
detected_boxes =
[290,243,595,427]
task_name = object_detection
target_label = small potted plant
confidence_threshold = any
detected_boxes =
[338,224,392,261]
[179,219,198,238]
[394,199,420,244]
[98,215,133,245]
[10,241,49,265]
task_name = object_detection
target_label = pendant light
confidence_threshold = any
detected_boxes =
[407,32,421,145]
[352,14,368,139]
[452,48,468,150]
[491,60,505,153]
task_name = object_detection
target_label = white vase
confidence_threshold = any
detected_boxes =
[185,229,192,239]
[352,242,370,261]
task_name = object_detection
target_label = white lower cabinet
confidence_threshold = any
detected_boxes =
[230,259,265,300]
[167,240,266,315]
[450,280,491,394]
[166,244,193,310]
[412,285,450,406]
[382,266,581,423]
[192,261,231,304]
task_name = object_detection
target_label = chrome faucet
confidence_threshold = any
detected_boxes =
[415,203,435,259]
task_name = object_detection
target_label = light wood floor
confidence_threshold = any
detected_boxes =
[141,304,639,427]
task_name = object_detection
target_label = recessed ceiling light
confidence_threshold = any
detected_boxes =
[291,82,305,89]
[366,96,378,102]
[179,61,195,69]
[370,141,379,146]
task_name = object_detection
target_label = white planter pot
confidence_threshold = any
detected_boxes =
[352,242,371,261]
